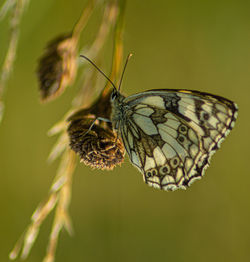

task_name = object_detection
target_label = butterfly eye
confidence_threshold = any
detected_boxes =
[111,90,118,101]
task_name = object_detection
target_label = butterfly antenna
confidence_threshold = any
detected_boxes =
[118,53,133,92]
[80,55,117,90]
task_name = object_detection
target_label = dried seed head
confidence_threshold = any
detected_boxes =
[67,116,125,170]
[67,92,125,170]
[37,34,77,102]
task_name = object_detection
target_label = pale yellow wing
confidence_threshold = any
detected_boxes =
[119,90,238,191]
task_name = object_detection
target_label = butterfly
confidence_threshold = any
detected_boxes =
[81,55,238,191]
[110,88,238,191]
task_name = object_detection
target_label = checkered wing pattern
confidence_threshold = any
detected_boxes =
[117,89,238,191]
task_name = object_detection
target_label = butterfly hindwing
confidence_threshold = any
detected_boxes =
[119,89,238,191]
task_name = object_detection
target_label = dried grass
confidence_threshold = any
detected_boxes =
[0,0,30,123]
[8,0,126,261]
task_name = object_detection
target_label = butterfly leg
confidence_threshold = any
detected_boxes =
[84,117,111,136]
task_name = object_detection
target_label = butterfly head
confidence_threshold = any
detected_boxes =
[110,88,119,102]
[110,88,125,105]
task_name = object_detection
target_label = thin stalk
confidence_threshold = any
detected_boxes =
[102,0,126,97]
[74,1,119,107]
[0,0,30,123]
[72,0,97,42]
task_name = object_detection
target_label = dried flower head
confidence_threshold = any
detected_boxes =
[67,93,125,170]
[37,34,77,102]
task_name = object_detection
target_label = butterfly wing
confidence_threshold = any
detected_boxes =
[119,89,238,191]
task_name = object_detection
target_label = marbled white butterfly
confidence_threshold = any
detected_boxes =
[81,55,238,191]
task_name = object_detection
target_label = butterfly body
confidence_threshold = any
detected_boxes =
[110,88,238,191]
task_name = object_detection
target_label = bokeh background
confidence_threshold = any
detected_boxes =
[1,0,249,261]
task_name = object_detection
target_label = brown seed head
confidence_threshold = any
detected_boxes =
[37,34,77,102]
[67,93,125,170]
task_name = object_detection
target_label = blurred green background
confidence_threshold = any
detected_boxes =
[1,0,249,262]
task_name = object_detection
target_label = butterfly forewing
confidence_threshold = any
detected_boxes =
[116,89,237,191]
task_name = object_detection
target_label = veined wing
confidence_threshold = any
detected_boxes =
[120,89,238,191]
